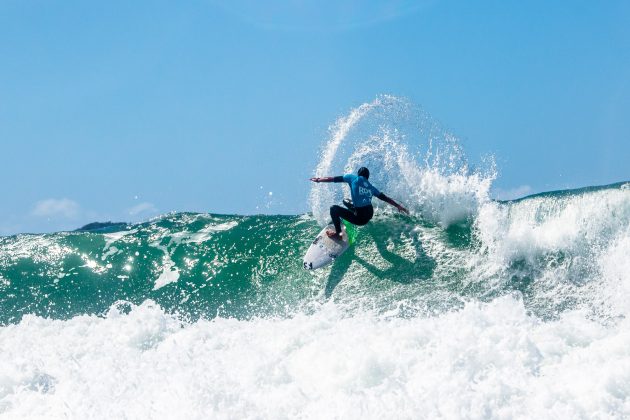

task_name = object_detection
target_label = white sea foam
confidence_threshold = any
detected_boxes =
[103,229,137,250]
[150,242,181,290]
[153,260,180,290]
[168,221,238,246]
[309,96,494,227]
[310,96,392,224]
[470,187,630,311]
[0,298,628,419]
[595,224,630,316]
[476,188,630,264]
[149,220,238,290]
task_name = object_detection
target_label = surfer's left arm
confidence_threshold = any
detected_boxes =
[309,176,344,183]
[377,193,410,214]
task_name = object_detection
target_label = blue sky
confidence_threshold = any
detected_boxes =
[1,0,629,234]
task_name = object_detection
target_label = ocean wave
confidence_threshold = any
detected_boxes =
[2,96,630,418]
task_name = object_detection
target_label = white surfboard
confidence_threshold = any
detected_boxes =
[303,221,357,270]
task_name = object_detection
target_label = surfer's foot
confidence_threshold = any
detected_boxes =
[326,230,342,240]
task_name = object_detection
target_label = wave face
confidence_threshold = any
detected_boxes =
[2,97,630,418]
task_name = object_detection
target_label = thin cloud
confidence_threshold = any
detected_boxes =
[128,202,158,216]
[31,198,81,219]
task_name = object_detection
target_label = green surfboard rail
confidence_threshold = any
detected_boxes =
[342,220,358,245]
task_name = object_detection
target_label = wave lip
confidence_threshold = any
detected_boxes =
[309,96,496,227]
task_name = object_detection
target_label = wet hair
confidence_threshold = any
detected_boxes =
[357,167,370,179]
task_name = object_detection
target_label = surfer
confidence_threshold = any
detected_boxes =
[310,167,409,239]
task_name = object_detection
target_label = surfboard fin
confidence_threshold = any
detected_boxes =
[342,220,358,245]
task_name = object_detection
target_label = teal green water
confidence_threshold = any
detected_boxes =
[0,212,445,324]
[1,181,630,325]
[0,214,311,323]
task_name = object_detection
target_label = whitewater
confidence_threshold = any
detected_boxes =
[1,96,630,419]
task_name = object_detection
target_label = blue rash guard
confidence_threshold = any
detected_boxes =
[342,174,381,208]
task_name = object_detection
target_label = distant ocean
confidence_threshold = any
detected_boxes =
[2,97,629,419]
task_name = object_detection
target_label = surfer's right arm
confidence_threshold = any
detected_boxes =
[377,193,410,214]
[309,176,344,183]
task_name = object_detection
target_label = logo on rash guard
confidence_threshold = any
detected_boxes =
[359,186,372,197]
